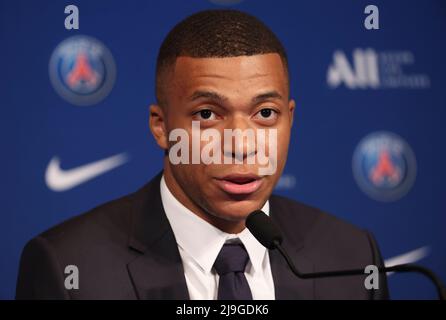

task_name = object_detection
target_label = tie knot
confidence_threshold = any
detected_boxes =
[213,243,250,275]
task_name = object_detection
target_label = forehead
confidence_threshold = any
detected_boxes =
[170,53,288,98]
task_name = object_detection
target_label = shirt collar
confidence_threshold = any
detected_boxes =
[160,174,270,274]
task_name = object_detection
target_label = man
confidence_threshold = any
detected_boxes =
[16,9,388,300]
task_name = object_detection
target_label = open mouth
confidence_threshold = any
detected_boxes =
[215,174,263,195]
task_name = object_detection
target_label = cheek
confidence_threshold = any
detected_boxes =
[166,115,192,136]
[276,125,291,150]
[272,127,290,174]
[174,163,213,189]
[171,165,201,200]
[177,165,219,206]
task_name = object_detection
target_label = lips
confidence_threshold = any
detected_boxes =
[215,174,263,195]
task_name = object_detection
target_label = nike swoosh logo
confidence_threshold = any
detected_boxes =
[45,153,129,192]
[384,246,430,275]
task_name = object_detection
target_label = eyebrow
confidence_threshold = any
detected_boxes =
[252,91,283,104]
[189,90,228,104]
[189,90,283,105]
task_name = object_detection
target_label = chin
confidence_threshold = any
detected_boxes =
[211,199,263,222]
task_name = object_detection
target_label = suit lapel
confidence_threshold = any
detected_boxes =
[269,196,315,299]
[126,172,189,300]
[125,173,315,300]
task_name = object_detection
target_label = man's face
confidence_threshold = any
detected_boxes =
[151,53,294,226]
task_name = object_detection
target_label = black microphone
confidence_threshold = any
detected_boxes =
[246,210,446,300]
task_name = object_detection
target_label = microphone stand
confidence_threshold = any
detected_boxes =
[274,240,446,300]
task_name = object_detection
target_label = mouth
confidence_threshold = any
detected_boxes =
[215,173,263,195]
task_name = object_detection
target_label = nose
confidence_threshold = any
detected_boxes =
[223,114,257,164]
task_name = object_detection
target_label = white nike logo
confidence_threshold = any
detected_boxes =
[45,153,129,192]
[384,246,430,275]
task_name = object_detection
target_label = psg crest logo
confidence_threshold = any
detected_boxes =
[49,35,116,106]
[352,131,417,202]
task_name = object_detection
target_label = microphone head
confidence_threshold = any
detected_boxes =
[246,210,283,249]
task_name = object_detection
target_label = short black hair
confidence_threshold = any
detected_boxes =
[155,9,289,107]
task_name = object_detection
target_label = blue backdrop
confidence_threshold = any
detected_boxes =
[1,0,445,299]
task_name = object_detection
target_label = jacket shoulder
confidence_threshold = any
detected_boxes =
[16,191,140,299]
[270,194,373,261]
[39,193,134,250]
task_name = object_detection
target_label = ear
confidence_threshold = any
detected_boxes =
[149,104,169,150]
[288,99,296,128]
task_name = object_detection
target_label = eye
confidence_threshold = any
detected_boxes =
[260,109,273,118]
[193,109,217,121]
[254,108,278,121]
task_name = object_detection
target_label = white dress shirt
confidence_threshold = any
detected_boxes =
[160,175,275,300]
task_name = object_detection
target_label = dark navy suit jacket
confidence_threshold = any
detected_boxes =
[16,172,389,299]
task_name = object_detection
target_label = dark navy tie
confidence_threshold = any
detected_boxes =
[213,243,253,300]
